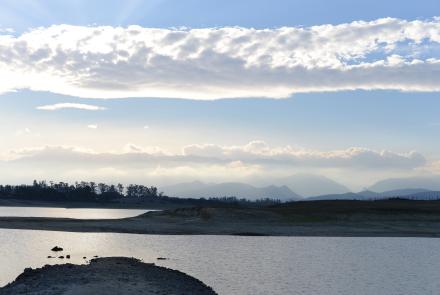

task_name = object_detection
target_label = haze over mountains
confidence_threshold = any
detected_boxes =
[368,176,440,192]
[161,174,351,201]
[161,181,302,201]
[265,174,350,197]
[161,175,440,201]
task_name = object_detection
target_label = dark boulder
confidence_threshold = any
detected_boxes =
[157,257,168,260]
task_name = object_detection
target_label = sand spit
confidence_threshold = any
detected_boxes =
[0,257,216,295]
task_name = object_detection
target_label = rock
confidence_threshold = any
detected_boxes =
[23,267,32,273]
[47,256,53,259]
[51,246,63,252]
[1,257,217,295]
[157,257,168,260]
[58,256,64,259]
[66,255,70,259]
[93,255,98,258]
[83,257,87,259]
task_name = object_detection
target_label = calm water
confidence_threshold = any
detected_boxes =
[0,230,439,295]
[0,207,152,219]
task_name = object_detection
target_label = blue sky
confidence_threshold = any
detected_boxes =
[3,90,440,153]
[0,0,439,191]
[1,0,439,30]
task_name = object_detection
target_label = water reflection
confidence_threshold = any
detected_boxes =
[0,207,152,219]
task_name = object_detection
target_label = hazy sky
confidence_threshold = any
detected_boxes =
[0,0,439,190]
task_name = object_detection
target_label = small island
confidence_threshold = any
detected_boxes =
[0,257,216,295]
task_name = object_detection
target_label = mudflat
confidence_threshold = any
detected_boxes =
[0,257,216,295]
[0,200,440,237]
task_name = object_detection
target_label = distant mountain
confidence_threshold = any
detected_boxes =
[357,190,380,199]
[163,174,350,200]
[403,191,440,200]
[275,174,350,197]
[306,192,361,201]
[306,188,433,201]
[376,188,431,198]
[161,181,302,201]
[369,176,440,192]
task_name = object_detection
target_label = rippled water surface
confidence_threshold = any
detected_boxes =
[0,207,151,219]
[1,230,439,295]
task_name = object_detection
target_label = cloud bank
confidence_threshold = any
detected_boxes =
[4,141,425,170]
[0,18,439,99]
[0,141,430,190]
[182,141,426,169]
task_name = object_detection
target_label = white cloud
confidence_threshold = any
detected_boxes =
[15,127,31,136]
[0,28,14,34]
[87,124,98,129]
[0,18,439,99]
[36,103,106,111]
[15,127,40,137]
[122,143,165,155]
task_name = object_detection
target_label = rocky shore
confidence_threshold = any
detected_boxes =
[0,257,216,295]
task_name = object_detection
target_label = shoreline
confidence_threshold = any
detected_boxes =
[1,201,440,237]
[0,257,217,295]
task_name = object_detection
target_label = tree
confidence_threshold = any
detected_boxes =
[97,183,108,194]
[117,183,124,195]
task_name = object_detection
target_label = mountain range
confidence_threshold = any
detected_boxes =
[269,174,350,196]
[307,188,433,201]
[161,181,302,201]
[160,175,440,201]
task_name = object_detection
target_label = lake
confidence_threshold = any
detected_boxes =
[1,229,439,295]
[0,207,152,219]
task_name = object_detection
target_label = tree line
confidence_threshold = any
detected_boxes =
[0,180,161,202]
[0,180,281,207]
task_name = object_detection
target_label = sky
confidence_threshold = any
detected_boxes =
[0,0,439,192]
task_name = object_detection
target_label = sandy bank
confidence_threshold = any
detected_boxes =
[0,257,216,295]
